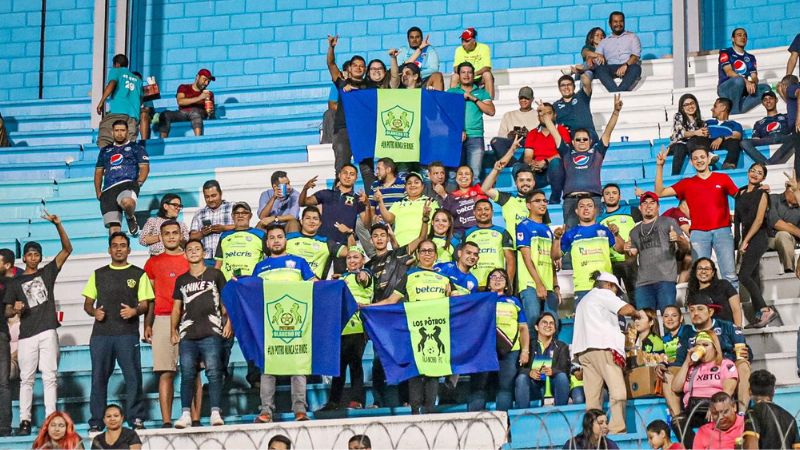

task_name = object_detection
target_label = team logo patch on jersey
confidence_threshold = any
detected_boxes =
[572,154,590,166]
[127,279,136,288]
[286,259,296,269]
[733,60,747,75]
[719,52,730,63]
[110,153,124,166]
[766,121,781,133]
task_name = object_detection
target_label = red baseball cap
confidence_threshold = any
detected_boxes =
[460,27,476,41]
[197,68,216,81]
[639,191,659,203]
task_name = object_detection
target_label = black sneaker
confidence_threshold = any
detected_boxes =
[191,420,202,427]
[17,420,31,436]
[315,402,339,412]
[126,214,139,236]
[161,422,173,429]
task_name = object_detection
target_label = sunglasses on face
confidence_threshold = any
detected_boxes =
[574,137,590,142]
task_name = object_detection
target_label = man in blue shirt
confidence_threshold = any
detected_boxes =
[96,54,142,148]
[740,91,797,166]
[553,75,596,141]
[398,27,443,91]
[788,33,800,77]
[94,120,149,236]
[434,241,480,294]
[252,224,317,282]
[706,98,744,170]
[717,28,771,114]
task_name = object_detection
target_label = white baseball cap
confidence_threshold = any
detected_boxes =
[595,272,625,292]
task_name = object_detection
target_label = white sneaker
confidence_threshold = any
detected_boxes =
[560,67,573,75]
[174,411,192,429]
[210,410,224,426]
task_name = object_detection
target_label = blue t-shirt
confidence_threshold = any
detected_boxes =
[559,141,608,196]
[553,89,594,137]
[718,47,757,85]
[314,189,366,244]
[434,261,478,294]
[95,142,149,191]
[252,255,315,281]
[705,118,743,139]
[752,114,790,139]
[328,85,339,103]
[398,46,441,79]
[107,67,142,120]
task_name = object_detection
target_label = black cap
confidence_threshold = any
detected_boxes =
[23,241,42,256]
[687,293,722,311]
[231,201,252,213]
[761,90,777,100]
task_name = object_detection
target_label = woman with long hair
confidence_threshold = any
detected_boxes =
[734,163,776,328]
[629,308,664,366]
[409,206,459,264]
[90,404,142,450]
[32,411,84,450]
[562,27,606,81]
[660,304,686,421]
[668,93,714,175]
[687,257,743,327]
[563,408,619,449]
[138,193,189,254]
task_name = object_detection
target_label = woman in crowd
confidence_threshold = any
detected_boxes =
[138,193,189,255]
[377,172,440,247]
[439,165,487,236]
[366,59,391,89]
[90,405,142,450]
[660,305,684,365]
[515,312,570,407]
[32,412,84,450]
[734,162,776,328]
[470,268,529,411]
[670,331,737,448]
[687,257,743,327]
[563,27,606,80]
[668,93,713,175]
[563,408,619,449]
[629,308,664,366]
[410,206,458,264]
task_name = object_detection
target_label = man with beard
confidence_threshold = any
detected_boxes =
[435,241,480,295]
[481,143,536,239]
[287,206,349,279]
[397,27,444,90]
[462,200,515,289]
[593,11,642,92]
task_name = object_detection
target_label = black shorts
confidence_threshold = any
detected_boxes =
[99,181,139,227]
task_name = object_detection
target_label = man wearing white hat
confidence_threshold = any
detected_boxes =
[571,271,637,434]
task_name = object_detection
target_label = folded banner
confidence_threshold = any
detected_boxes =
[342,88,465,167]
[360,293,499,384]
[222,278,357,376]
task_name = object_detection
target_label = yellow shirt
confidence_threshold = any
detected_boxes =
[453,42,492,78]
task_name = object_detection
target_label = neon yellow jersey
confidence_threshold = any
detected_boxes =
[399,267,451,302]
[492,191,529,244]
[463,225,513,287]
[214,228,267,280]
[432,235,458,264]
[453,42,492,77]
[286,232,343,279]
[389,195,439,247]
[496,295,525,351]
[560,223,615,291]
[515,218,555,291]
[599,211,635,263]
[341,270,374,335]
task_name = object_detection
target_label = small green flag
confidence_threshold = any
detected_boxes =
[263,281,314,375]
[375,88,422,162]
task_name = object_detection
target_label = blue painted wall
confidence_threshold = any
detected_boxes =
[0,0,798,102]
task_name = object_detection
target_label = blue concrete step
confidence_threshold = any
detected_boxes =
[162,113,321,139]
[213,98,326,120]
[0,98,90,117]
[8,128,94,147]
[0,145,86,165]
[2,112,90,133]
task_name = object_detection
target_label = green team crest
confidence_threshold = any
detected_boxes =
[266,295,308,344]
[381,106,414,140]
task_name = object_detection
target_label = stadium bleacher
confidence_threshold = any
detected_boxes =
[0,39,799,448]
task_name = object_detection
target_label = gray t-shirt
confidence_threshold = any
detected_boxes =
[629,217,682,286]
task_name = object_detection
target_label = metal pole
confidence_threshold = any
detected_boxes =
[672,0,688,88]
[686,0,701,54]
[38,0,47,99]
[90,0,109,129]
[113,0,129,56]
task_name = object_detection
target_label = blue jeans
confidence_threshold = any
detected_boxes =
[514,371,571,407]
[594,63,642,92]
[468,350,519,412]
[203,258,216,268]
[519,288,559,333]
[740,134,798,165]
[690,227,738,289]
[462,137,486,181]
[89,334,144,428]
[571,386,586,404]
[179,335,224,411]
[635,281,677,311]
[717,77,771,115]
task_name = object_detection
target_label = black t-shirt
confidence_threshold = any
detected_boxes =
[0,275,14,336]
[744,401,799,450]
[3,261,60,339]
[333,77,377,131]
[366,247,411,302]
[172,268,227,340]
[91,427,142,449]
[696,280,738,323]
[88,265,149,337]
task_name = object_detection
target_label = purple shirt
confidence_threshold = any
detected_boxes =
[596,31,641,65]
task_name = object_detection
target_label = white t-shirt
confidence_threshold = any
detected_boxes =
[498,109,540,138]
[571,287,627,358]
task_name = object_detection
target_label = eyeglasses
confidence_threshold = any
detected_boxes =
[418,248,436,254]
[696,266,714,272]
[167,203,183,209]
[574,138,590,142]
[489,273,506,280]
[748,168,765,175]
[369,67,384,72]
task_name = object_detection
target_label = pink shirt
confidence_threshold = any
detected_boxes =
[682,359,738,408]
[692,414,744,450]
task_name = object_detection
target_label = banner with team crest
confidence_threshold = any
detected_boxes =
[341,88,465,166]
[222,279,357,376]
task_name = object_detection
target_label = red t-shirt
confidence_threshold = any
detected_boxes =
[523,125,572,160]
[144,253,189,315]
[662,207,691,228]
[671,172,737,231]
[177,84,213,113]
[692,414,744,450]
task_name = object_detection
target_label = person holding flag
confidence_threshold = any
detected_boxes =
[251,223,316,423]
[287,206,350,279]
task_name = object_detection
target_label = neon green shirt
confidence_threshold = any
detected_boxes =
[453,42,492,74]
[399,267,452,302]
[341,270,374,335]
[214,228,267,280]
[599,211,636,263]
[389,195,439,247]
[286,232,343,279]
[492,191,529,243]
[515,218,555,291]
[463,225,513,287]
[560,223,616,291]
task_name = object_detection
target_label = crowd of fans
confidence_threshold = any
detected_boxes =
[0,10,799,450]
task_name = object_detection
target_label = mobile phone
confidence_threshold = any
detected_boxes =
[202,219,212,227]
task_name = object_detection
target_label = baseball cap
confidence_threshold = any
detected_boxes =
[347,245,366,256]
[460,27,476,41]
[518,86,534,100]
[405,171,423,182]
[687,293,723,311]
[23,241,43,256]
[761,90,777,100]
[595,271,625,292]
[197,68,216,81]
[695,331,714,343]
[639,191,659,203]
[232,201,252,213]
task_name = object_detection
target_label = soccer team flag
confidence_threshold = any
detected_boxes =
[360,293,499,384]
[341,88,466,167]
[222,278,357,376]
